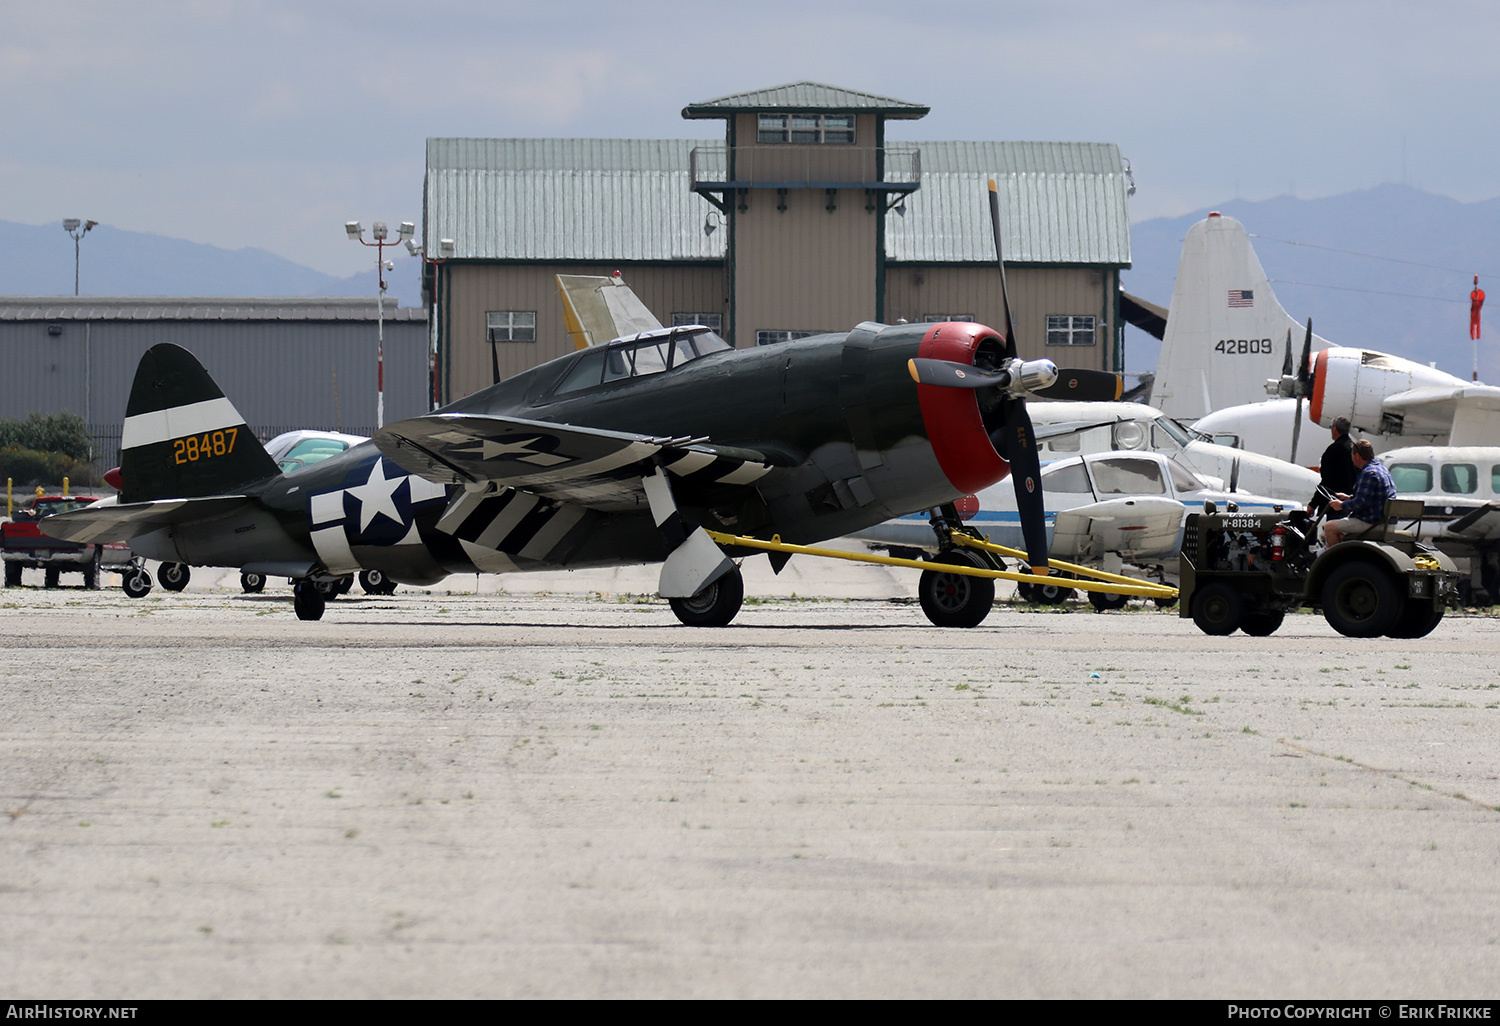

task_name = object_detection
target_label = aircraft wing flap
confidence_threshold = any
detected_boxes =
[41,495,253,544]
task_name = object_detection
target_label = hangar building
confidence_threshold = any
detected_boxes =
[422,81,1134,402]
[0,297,428,469]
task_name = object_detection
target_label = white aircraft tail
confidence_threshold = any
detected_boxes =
[1153,213,1331,421]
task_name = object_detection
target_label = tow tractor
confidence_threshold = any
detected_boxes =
[1179,498,1460,638]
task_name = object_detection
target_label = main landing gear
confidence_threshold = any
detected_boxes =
[668,566,744,627]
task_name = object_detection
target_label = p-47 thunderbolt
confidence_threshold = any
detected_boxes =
[47,183,1123,625]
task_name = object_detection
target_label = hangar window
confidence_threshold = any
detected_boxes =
[1046,314,1096,346]
[1440,463,1478,494]
[673,312,723,332]
[486,310,536,343]
[920,313,975,323]
[756,330,819,346]
[757,114,855,145]
[1388,463,1432,493]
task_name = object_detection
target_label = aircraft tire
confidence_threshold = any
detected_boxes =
[5,561,22,587]
[44,567,60,589]
[1240,610,1285,636]
[1088,591,1129,612]
[314,578,343,601]
[1153,596,1178,609]
[122,569,153,599]
[668,566,744,627]
[1190,582,1243,636]
[293,580,327,621]
[1017,582,1037,602]
[159,562,191,591]
[240,571,266,593]
[1322,561,1402,638]
[918,550,995,628]
[360,569,396,595]
[1035,582,1074,605]
[1386,600,1443,639]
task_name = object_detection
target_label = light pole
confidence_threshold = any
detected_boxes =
[345,220,414,429]
[62,219,98,296]
[405,236,455,410]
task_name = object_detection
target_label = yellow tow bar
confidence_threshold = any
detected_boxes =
[704,530,1178,600]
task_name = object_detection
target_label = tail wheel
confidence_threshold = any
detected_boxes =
[668,566,744,627]
[159,562,191,591]
[1191,582,1244,635]
[360,569,396,595]
[1322,561,1403,638]
[240,571,266,594]
[918,549,996,628]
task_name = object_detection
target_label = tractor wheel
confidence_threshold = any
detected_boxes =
[1191,582,1244,636]
[1322,561,1403,638]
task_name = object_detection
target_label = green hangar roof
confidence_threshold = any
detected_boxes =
[425,138,1131,267]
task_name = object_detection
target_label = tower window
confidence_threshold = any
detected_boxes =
[757,114,855,145]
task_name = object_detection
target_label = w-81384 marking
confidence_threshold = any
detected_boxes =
[1215,338,1275,355]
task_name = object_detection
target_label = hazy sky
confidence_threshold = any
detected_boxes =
[6,0,1498,277]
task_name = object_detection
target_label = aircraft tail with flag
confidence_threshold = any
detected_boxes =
[1151,213,1331,421]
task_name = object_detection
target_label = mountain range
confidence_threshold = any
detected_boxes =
[5,183,1497,382]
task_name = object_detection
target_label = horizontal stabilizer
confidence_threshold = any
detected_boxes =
[42,495,253,544]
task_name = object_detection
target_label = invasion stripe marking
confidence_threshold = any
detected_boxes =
[714,462,771,486]
[437,488,494,534]
[474,492,540,549]
[664,451,716,476]
[518,505,587,561]
[121,397,245,449]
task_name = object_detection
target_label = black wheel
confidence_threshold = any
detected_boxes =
[314,578,342,600]
[1387,600,1443,639]
[293,580,327,621]
[4,561,21,587]
[44,566,60,589]
[1035,582,1075,605]
[668,566,744,627]
[360,569,396,595]
[1153,596,1178,610]
[1017,581,1037,602]
[122,569,153,599]
[1322,561,1403,638]
[337,575,353,595]
[1088,591,1129,612]
[83,552,101,590]
[159,562,190,591]
[918,549,995,628]
[1191,581,1244,636]
[240,571,266,594]
[1241,611,1285,636]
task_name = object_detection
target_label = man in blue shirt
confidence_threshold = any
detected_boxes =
[1323,439,1397,545]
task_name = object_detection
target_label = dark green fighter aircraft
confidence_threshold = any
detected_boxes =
[46,183,1120,626]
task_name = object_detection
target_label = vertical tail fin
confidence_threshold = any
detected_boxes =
[119,344,279,503]
[1153,213,1330,421]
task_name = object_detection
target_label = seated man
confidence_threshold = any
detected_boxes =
[1323,439,1397,545]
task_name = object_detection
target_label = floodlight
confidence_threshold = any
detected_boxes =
[398,222,415,241]
[439,239,455,257]
[404,239,422,256]
[372,222,388,240]
[345,221,362,239]
[63,218,81,232]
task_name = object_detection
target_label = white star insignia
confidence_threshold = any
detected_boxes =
[456,435,571,466]
[345,458,405,532]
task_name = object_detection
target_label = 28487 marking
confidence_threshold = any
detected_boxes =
[173,428,237,464]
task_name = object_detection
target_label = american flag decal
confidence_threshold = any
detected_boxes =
[1227,289,1254,308]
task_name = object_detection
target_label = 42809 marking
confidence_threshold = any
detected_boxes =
[173,427,238,464]
[1215,338,1275,355]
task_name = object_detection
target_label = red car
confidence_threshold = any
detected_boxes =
[3,495,132,589]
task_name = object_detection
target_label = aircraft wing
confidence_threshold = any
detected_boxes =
[41,495,253,544]
[556,273,664,350]
[1437,502,1500,543]
[1048,496,1185,562]
[374,413,780,511]
[1382,385,1500,446]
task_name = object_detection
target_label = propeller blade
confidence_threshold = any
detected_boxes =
[1298,318,1314,391]
[988,178,1018,361]
[1030,368,1124,402]
[1001,399,1049,571]
[1281,328,1294,378]
[907,357,1009,390]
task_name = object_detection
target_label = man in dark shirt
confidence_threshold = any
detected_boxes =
[1323,439,1397,544]
[1310,416,1356,516]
